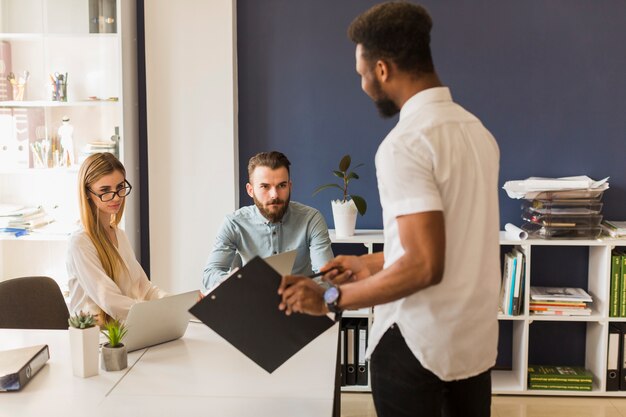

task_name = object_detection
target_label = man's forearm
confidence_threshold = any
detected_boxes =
[360,252,385,275]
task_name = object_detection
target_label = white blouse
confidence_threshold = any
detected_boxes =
[67,227,167,320]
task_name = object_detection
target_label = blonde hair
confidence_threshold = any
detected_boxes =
[78,152,127,283]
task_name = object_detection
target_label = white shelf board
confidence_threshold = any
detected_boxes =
[329,229,384,244]
[0,32,117,39]
[0,100,120,108]
[341,385,371,393]
[497,314,526,321]
[0,234,70,242]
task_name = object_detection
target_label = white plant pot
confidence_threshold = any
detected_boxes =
[332,199,358,238]
[68,326,100,378]
[101,344,128,371]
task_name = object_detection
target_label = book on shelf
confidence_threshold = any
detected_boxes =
[530,287,592,303]
[528,383,592,391]
[602,220,626,238]
[498,250,525,316]
[611,252,622,317]
[528,365,593,384]
[530,308,592,316]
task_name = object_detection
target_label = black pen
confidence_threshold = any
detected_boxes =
[307,268,339,279]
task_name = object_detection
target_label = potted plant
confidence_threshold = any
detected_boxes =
[313,154,367,237]
[100,318,128,371]
[68,311,99,378]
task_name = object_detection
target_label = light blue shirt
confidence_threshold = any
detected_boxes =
[202,201,334,291]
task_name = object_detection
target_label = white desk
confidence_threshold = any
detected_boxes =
[328,229,384,254]
[0,322,338,417]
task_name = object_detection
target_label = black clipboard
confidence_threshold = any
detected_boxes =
[189,256,335,373]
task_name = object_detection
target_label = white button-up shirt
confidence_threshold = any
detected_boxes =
[67,227,168,320]
[367,87,501,381]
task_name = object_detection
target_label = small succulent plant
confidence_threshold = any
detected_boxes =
[101,318,128,348]
[68,311,96,329]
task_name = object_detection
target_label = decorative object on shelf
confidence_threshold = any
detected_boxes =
[58,115,74,166]
[89,0,117,34]
[68,311,99,378]
[50,72,67,102]
[313,154,367,238]
[7,70,28,101]
[100,317,128,371]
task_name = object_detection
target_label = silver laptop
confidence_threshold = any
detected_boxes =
[123,290,199,352]
[263,249,297,275]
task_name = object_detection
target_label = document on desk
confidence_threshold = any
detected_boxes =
[189,256,335,373]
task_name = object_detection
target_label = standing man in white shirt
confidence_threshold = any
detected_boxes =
[278,2,501,416]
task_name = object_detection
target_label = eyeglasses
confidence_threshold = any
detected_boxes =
[88,180,132,202]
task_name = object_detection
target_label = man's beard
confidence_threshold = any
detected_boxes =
[371,78,400,118]
[253,194,290,223]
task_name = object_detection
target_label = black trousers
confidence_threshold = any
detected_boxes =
[370,325,492,417]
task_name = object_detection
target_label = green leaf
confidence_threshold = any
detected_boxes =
[333,170,345,179]
[339,155,351,172]
[312,183,343,196]
[350,195,367,216]
[101,318,128,347]
[347,172,359,180]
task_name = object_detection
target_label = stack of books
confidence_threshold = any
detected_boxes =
[498,249,525,316]
[528,365,593,391]
[529,286,593,316]
[602,220,626,238]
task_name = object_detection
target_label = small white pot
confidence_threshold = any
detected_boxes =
[68,326,100,378]
[101,344,128,371]
[331,199,358,238]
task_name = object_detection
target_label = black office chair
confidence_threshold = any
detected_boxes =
[0,276,70,329]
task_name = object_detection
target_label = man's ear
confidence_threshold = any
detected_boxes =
[376,59,391,83]
[246,183,254,198]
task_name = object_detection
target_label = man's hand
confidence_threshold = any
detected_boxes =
[321,255,371,285]
[278,275,327,316]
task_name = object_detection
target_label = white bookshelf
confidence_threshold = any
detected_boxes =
[0,0,138,291]
[332,229,626,396]
[496,232,626,396]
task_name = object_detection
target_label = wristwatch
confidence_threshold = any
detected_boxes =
[323,285,342,316]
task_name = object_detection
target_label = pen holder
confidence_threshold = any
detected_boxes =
[51,81,67,102]
[11,83,25,101]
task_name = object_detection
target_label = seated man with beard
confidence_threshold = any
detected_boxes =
[202,151,334,291]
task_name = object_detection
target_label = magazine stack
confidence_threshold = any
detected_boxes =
[529,286,592,316]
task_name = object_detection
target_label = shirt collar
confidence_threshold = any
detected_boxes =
[399,86,452,121]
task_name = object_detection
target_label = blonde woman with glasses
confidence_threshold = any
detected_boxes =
[67,152,167,324]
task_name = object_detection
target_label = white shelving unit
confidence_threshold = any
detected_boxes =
[0,0,138,294]
[495,231,626,396]
[331,229,626,396]
[329,229,383,393]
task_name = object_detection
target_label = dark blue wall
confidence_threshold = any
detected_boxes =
[237,0,626,228]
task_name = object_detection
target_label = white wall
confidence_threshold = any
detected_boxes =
[144,0,238,293]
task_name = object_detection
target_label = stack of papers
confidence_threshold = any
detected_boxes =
[503,176,609,200]
[530,287,593,316]
[0,204,53,236]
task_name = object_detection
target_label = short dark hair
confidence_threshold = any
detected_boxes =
[247,151,291,182]
[348,1,434,75]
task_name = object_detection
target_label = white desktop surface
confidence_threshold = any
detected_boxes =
[0,329,146,417]
[0,322,338,417]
